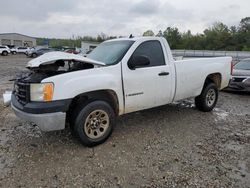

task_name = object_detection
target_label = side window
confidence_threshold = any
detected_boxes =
[130,40,165,68]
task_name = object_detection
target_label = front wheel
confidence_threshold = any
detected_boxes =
[2,51,8,56]
[72,101,115,147]
[195,82,218,112]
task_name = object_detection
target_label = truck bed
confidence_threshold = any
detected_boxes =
[173,57,232,101]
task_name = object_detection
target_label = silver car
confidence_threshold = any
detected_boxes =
[228,58,250,92]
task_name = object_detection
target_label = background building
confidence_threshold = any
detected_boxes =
[0,33,36,47]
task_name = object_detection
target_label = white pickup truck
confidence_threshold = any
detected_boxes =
[9,37,232,146]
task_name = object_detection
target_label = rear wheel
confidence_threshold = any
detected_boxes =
[195,82,218,112]
[32,53,37,58]
[72,100,115,147]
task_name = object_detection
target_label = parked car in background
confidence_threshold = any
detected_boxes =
[10,48,17,54]
[80,49,93,57]
[16,47,30,54]
[227,58,250,92]
[65,49,80,54]
[27,48,57,58]
[26,47,37,56]
[7,45,17,54]
[0,46,11,56]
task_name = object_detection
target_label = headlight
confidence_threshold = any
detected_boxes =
[30,83,54,102]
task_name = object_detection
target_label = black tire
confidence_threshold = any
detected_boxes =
[32,53,37,58]
[12,51,17,55]
[195,82,218,112]
[72,100,115,147]
[2,51,8,56]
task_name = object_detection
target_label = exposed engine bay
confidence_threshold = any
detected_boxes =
[14,60,96,84]
[10,52,105,105]
[26,60,95,82]
[13,60,97,105]
[16,51,105,83]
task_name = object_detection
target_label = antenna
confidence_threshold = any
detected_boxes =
[129,34,134,38]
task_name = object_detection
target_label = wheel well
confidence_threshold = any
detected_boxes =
[205,73,222,89]
[68,90,119,116]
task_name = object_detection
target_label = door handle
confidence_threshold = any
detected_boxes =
[158,72,170,76]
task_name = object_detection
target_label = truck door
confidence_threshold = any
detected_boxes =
[122,40,173,113]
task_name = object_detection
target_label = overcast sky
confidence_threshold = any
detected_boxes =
[0,0,249,38]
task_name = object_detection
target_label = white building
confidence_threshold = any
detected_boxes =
[0,33,36,47]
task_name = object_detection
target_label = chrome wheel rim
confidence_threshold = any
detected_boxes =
[206,89,216,107]
[84,110,109,139]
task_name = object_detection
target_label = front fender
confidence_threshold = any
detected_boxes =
[42,64,124,113]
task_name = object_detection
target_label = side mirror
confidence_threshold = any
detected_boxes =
[128,55,150,70]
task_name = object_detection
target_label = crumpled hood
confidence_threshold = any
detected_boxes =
[26,51,105,68]
[233,69,250,77]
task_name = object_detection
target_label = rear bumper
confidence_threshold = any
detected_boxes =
[11,104,66,131]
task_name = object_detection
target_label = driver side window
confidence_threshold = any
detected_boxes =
[130,40,165,68]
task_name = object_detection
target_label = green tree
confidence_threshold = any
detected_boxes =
[203,22,232,50]
[239,17,250,32]
[143,30,155,36]
[163,27,182,49]
[156,30,163,37]
[238,17,250,51]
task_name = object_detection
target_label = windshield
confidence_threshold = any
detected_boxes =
[87,40,134,65]
[234,59,250,70]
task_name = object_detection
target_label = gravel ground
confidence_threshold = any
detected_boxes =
[0,54,249,187]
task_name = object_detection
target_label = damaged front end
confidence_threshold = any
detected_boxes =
[10,51,105,105]
[4,52,105,131]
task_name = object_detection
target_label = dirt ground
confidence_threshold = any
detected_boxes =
[0,54,249,187]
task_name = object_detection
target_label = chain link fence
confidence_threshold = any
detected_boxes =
[172,50,250,61]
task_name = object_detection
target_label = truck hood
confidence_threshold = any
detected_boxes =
[233,69,250,77]
[26,51,105,68]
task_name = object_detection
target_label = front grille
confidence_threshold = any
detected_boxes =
[233,77,246,82]
[14,81,30,105]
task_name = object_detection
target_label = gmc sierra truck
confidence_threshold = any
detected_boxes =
[8,37,232,146]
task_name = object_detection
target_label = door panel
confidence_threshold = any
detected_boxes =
[123,65,173,113]
[122,40,173,113]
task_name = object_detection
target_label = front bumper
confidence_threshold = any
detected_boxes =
[11,94,72,131]
[227,77,250,92]
[12,104,66,131]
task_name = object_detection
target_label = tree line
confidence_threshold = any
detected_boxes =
[37,17,250,51]
[143,17,250,51]
[36,33,117,49]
